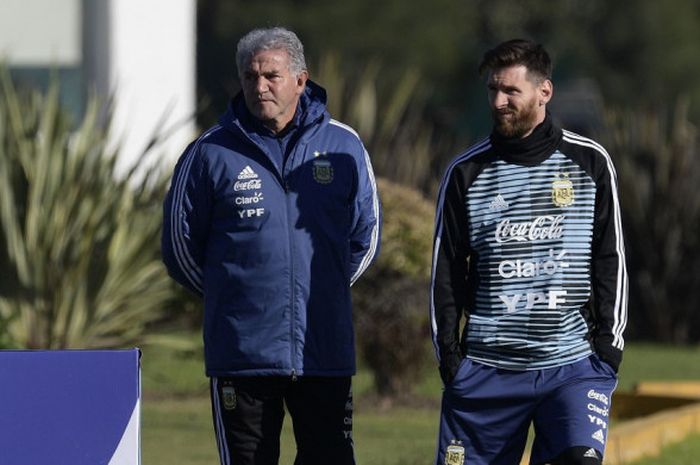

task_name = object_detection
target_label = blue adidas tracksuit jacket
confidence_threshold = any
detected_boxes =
[162,81,381,377]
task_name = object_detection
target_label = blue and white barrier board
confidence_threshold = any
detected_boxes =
[0,349,141,465]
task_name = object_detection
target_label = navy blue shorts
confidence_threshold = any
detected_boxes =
[435,354,617,465]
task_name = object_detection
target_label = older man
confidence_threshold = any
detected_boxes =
[162,27,380,465]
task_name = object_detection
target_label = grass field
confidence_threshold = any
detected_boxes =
[143,399,438,465]
[140,342,700,464]
[626,433,700,465]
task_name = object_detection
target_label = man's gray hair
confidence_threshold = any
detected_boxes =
[236,27,307,77]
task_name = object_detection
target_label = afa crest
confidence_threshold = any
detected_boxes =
[312,158,334,184]
[552,172,575,207]
[445,443,465,465]
[222,386,237,410]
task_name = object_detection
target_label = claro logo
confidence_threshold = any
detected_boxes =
[498,249,569,279]
[495,215,565,243]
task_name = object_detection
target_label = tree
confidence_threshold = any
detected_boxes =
[196,0,478,140]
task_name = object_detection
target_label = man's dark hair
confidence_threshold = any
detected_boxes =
[478,39,552,83]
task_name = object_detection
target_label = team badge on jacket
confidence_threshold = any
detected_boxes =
[445,441,465,465]
[222,386,237,410]
[312,158,334,184]
[552,172,574,207]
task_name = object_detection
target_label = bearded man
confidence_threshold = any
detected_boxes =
[430,39,628,465]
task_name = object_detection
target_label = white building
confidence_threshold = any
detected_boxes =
[0,0,197,172]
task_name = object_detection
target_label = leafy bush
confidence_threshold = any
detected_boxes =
[353,178,434,402]
[0,69,174,348]
[312,55,444,400]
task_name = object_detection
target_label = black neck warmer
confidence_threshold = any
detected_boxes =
[490,112,563,166]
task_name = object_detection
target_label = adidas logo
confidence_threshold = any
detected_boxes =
[591,429,605,445]
[237,166,259,180]
[488,194,509,211]
[583,448,599,459]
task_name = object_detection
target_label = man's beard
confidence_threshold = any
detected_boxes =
[492,100,539,138]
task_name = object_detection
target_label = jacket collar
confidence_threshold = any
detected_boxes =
[219,79,329,141]
[489,112,563,165]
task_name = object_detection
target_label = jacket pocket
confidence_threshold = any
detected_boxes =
[590,353,617,379]
[448,357,472,388]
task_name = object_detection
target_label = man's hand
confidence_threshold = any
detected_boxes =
[439,352,463,386]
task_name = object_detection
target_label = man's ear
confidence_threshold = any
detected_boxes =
[296,70,309,93]
[539,79,553,106]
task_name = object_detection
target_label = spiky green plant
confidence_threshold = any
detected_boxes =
[0,68,175,349]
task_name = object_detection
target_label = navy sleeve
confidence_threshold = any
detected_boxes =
[161,141,211,297]
[348,141,381,286]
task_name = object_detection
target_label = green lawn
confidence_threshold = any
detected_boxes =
[614,343,700,391]
[139,341,700,464]
[140,340,700,398]
[142,398,216,464]
[626,433,700,465]
[143,399,439,465]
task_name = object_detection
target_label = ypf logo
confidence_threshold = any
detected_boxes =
[500,290,567,313]
[237,208,265,219]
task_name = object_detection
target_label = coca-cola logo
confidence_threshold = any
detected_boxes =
[588,389,609,406]
[234,179,262,192]
[495,215,565,243]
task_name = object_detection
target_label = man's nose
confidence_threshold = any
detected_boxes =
[255,77,268,93]
[492,91,508,109]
